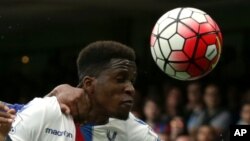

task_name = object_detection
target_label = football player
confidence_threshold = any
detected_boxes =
[0,41,160,141]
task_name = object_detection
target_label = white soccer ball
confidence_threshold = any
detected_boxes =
[150,7,222,80]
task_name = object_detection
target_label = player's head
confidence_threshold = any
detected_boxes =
[77,41,136,120]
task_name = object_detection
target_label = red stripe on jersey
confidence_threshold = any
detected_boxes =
[75,123,85,141]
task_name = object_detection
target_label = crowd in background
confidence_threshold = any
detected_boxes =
[131,81,250,141]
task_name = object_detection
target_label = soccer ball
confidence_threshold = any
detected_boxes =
[150,7,222,80]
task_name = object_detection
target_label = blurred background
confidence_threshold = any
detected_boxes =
[0,0,250,140]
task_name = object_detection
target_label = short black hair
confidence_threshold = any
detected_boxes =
[77,41,136,81]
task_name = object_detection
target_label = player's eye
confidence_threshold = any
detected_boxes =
[130,78,136,85]
[116,75,126,83]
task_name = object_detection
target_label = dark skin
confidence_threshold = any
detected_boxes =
[80,58,137,125]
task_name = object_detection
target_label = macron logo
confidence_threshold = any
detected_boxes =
[45,128,73,138]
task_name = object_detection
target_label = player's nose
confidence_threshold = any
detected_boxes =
[124,82,135,97]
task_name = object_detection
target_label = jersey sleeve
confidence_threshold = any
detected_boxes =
[8,97,62,141]
[3,102,24,112]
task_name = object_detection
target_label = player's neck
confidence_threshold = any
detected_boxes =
[73,104,109,125]
[85,109,109,125]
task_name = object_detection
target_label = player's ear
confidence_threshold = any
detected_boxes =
[82,76,95,94]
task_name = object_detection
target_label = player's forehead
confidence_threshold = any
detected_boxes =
[96,59,136,79]
[110,58,135,67]
[107,58,137,72]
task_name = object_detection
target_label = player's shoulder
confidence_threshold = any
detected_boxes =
[9,97,75,141]
[126,113,160,141]
[109,113,153,129]
[106,113,160,140]
[108,112,148,128]
[21,96,56,108]
[17,96,61,118]
[28,96,58,105]
[127,113,148,126]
